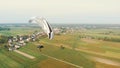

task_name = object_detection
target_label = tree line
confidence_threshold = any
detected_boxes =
[0,27,10,31]
[79,35,120,42]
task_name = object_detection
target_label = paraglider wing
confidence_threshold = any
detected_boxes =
[29,17,54,40]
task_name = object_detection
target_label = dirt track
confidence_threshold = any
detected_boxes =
[40,53,83,68]
[14,50,35,59]
[15,50,83,68]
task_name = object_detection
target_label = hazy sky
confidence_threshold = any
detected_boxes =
[0,0,120,24]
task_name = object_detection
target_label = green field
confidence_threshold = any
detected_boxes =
[0,24,120,68]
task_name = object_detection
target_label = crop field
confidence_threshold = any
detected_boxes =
[0,24,120,68]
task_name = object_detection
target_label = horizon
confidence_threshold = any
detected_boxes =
[0,23,120,25]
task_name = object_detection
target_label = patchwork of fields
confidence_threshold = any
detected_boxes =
[0,24,120,68]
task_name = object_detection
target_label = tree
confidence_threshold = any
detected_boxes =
[0,35,8,44]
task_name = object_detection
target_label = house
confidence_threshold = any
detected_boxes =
[19,40,26,46]
[53,28,61,35]
[14,45,20,49]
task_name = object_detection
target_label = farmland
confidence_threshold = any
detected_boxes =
[0,24,120,68]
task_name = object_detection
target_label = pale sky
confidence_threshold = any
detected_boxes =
[0,0,120,24]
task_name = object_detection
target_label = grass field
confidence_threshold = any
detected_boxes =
[0,25,120,68]
[0,43,78,68]
[18,34,120,68]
